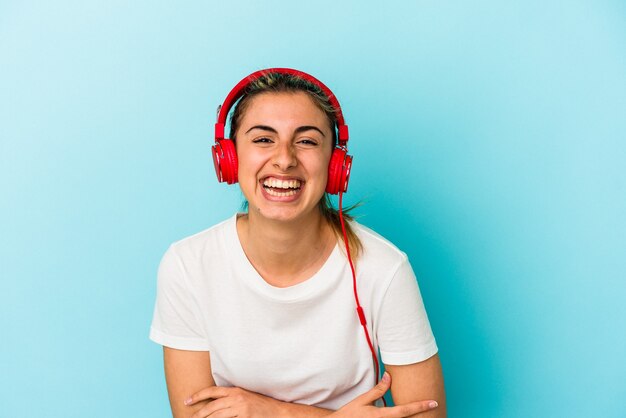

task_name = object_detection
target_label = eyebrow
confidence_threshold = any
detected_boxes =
[245,125,326,137]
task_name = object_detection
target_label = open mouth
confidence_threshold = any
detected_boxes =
[262,177,303,197]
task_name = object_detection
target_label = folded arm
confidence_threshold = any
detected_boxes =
[164,347,443,418]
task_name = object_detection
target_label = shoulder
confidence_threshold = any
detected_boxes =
[351,220,408,269]
[166,214,237,261]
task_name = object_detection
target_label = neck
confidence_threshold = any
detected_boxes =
[237,209,335,287]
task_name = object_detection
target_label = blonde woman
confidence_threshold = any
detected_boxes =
[150,69,446,417]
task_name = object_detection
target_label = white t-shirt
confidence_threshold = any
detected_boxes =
[150,214,437,410]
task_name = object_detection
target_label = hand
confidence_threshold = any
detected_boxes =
[331,372,439,418]
[185,386,284,418]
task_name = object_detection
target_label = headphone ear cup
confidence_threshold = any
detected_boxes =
[326,148,353,194]
[212,139,238,184]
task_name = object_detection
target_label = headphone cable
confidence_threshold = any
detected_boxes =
[338,191,387,407]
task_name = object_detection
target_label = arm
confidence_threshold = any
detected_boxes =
[329,372,439,418]
[185,370,438,418]
[164,347,215,418]
[385,354,447,418]
[167,346,440,418]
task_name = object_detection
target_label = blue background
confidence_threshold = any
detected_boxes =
[1,1,625,417]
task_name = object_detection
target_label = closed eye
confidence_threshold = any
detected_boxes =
[297,138,319,146]
[252,137,273,144]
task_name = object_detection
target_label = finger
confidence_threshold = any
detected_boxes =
[191,403,236,418]
[185,386,233,406]
[352,372,392,406]
[382,400,439,418]
[189,396,231,418]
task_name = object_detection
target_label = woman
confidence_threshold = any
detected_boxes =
[150,69,446,417]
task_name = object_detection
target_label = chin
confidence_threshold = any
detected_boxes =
[252,202,319,223]
[256,207,302,222]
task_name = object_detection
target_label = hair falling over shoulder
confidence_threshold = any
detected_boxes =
[319,194,363,260]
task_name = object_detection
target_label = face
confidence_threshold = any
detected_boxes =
[235,91,334,223]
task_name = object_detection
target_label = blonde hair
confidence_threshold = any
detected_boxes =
[230,71,363,258]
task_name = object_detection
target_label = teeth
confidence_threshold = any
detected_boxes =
[265,188,297,197]
[263,178,301,189]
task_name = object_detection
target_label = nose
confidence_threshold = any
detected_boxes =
[272,142,297,171]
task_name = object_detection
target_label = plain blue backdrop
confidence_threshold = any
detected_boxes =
[1,1,625,417]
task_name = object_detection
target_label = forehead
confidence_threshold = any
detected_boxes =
[240,91,329,125]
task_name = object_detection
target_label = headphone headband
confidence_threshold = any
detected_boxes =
[214,68,349,146]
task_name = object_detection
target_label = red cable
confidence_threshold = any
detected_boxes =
[338,192,387,406]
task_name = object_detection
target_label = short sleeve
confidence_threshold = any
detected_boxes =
[376,257,438,365]
[149,245,210,351]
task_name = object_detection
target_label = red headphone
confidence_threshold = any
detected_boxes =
[212,68,353,195]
